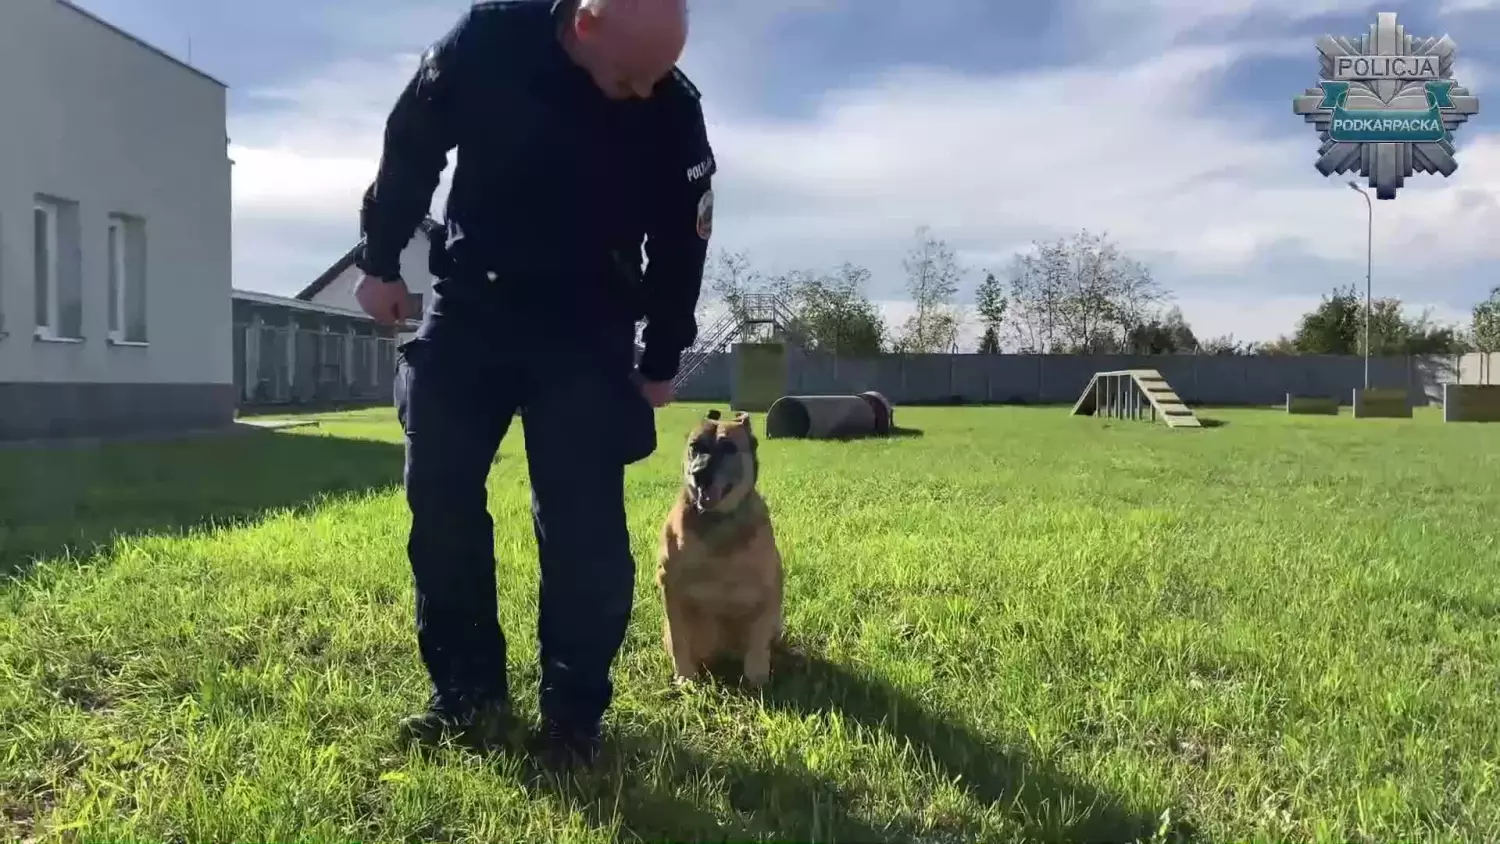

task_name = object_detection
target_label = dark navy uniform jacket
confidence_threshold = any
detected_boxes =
[356,0,716,382]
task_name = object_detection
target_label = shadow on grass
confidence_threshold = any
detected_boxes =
[1093,416,1228,429]
[515,727,893,843]
[831,425,926,442]
[771,426,927,444]
[754,646,1185,842]
[0,427,404,580]
[514,644,1189,843]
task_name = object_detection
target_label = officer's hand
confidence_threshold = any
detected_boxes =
[637,377,675,408]
[355,274,415,325]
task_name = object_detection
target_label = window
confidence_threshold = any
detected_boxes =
[107,213,148,344]
[107,218,123,339]
[0,214,6,341]
[33,203,56,336]
[406,292,424,320]
[33,195,83,341]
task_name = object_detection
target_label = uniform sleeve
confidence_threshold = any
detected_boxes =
[638,92,716,382]
[356,11,470,280]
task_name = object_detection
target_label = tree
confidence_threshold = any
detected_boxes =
[1199,334,1257,355]
[776,263,886,355]
[1292,285,1361,354]
[974,271,1007,354]
[1472,287,1500,353]
[1003,243,1064,353]
[1124,306,1198,354]
[703,249,766,326]
[1291,285,1468,356]
[1162,307,1199,352]
[1401,316,1468,355]
[1367,300,1466,355]
[892,226,964,353]
[1055,231,1164,352]
[978,326,1002,354]
[1004,230,1165,353]
[1258,335,1300,355]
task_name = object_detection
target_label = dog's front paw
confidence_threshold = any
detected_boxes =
[742,656,771,688]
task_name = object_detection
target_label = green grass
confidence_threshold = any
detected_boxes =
[3,404,1500,843]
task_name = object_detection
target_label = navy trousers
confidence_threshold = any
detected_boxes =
[393,287,655,732]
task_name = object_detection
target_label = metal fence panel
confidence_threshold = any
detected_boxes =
[235,322,399,410]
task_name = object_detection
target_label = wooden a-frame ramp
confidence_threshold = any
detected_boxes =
[1070,369,1202,428]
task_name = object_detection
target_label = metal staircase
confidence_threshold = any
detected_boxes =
[669,293,802,391]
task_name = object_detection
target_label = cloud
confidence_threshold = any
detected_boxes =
[1439,0,1500,12]
[227,0,1499,344]
[232,147,378,218]
[705,42,1500,265]
[228,52,460,288]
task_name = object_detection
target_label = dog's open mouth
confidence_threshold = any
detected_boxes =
[692,481,733,511]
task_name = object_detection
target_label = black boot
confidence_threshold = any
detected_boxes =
[399,696,513,749]
[526,718,602,771]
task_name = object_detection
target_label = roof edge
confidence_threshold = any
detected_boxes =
[294,217,444,301]
[55,0,230,89]
[232,287,419,329]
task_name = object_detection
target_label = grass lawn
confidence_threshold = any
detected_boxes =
[3,404,1500,843]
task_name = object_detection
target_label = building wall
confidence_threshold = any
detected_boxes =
[307,236,434,342]
[0,0,233,439]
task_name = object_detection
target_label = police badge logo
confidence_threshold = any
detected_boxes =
[696,190,714,240]
[1293,12,1480,199]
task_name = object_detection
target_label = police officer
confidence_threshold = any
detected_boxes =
[351,0,714,767]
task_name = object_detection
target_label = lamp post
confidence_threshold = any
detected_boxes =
[1348,180,1373,389]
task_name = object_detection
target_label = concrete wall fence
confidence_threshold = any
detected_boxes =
[219,329,1500,413]
[674,350,1500,407]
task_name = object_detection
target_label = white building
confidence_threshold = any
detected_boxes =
[0,0,233,439]
[296,219,441,343]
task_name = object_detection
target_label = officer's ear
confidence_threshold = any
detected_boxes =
[573,5,603,40]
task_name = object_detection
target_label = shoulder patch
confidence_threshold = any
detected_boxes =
[695,189,714,241]
[669,67,701,100]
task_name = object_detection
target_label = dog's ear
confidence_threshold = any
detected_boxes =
[705,409,721,421]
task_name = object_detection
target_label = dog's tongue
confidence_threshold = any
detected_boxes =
[693,486,716,510]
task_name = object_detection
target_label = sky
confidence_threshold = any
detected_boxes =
[72,0,1500,347]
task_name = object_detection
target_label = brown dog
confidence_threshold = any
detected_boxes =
[656,409,784,686]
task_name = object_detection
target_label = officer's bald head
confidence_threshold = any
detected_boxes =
[565,0,688,100]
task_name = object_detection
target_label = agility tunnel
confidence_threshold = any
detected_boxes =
[764,391,895,439]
